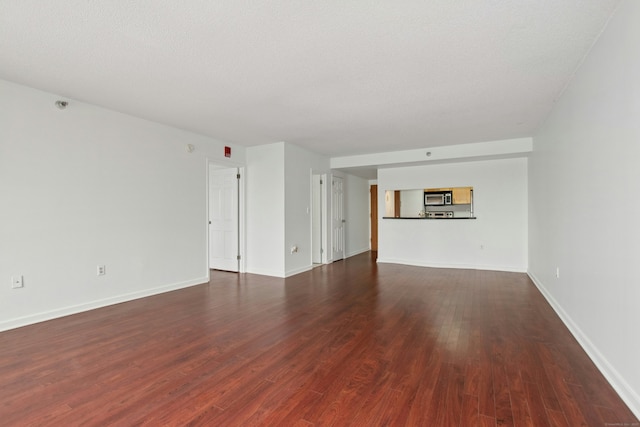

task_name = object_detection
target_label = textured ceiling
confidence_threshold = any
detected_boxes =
[0,1,620,157]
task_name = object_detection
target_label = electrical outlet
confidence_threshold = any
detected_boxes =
[11,275,24,289]
[97,265,106,276]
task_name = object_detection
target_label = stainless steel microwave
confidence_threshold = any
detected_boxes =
[424,191,452,206]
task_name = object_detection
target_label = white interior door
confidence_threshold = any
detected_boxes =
[209,167,239,272]
[312,174,323,263]
[332,176,345,261]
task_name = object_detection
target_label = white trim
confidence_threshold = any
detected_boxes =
[528,271,640,420]
[346,247,370,258]
[246,268,286,278]
[322,173,329,264]
[284,265,314,278]
[205,159,212,282]
[376,258,526,273]
[206,160,246,274]
[238,166,246,273]
[0,277,208,332]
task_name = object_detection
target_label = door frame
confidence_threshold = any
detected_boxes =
[311,173,329,264]
[206,160,245,274]
[331,174,345,262]
[370,184,378,251]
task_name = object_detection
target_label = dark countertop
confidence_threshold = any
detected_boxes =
[383,216,477,220]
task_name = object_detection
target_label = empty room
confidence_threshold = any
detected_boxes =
[1,1,639,425]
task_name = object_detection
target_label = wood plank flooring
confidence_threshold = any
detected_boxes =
[0,252,637,426]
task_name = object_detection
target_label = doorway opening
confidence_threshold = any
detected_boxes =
[311,173,326,265]
[332,175,345,262]
[370,184,378,254]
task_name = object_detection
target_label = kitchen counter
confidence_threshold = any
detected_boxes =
[383,216,477,220]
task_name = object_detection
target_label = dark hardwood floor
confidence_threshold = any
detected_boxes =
[0,252,637,426]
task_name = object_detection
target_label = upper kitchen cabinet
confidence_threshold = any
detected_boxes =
[452,187,472,205]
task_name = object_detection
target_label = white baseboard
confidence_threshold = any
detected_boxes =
[245,268,285,278]
[0,276,208,332]
[528,271,640,420]
[376,257,526,273]
[285,265,313,278]
[249,250,371,279]
[346,247,370,258]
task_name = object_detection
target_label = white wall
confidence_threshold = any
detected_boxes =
[245,142,365,277]
[284,143,330,276]
[245,143,286,277]
[400,189,424,217]
[0,79,244,331]
[331,137,532,169]
[344,173,370,257]
[529,0,640,416]
[378,158,528,272]
[245,142,332,277]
